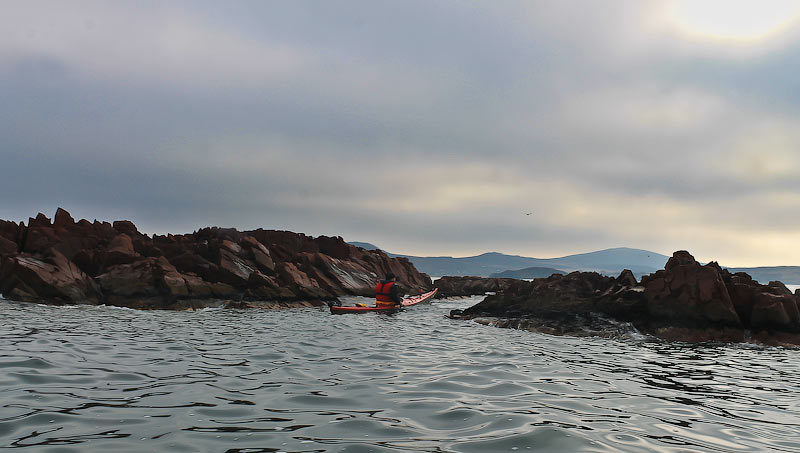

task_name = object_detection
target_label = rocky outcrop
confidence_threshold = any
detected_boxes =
[459,270,644,319]
[434,276,517,297]
[0,209,432,309]
[641,252,740,326]
[453,251,800,346]
[0,248,100,304]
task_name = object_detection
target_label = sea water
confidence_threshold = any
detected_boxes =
[1,296,799,452]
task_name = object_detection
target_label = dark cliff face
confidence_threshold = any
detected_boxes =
[453,251,800,346]
[0,209,432,309]
[433,276,517,297]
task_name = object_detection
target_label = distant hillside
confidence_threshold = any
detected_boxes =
[354,246,671,278]
[490,267,565,279]
[396,252,547,277]
[348,242,381,251]
[347,243,800,284]
[726,267,800,285]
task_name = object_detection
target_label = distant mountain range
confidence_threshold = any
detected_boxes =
[725,267,800,286]
[348,243,800,284]
[349,242,381,251]
[399,248,670,279]
[490,267,566,279]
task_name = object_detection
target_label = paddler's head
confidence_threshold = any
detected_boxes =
[386,272,396,281]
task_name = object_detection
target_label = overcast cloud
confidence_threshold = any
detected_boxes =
[2,0,800,266]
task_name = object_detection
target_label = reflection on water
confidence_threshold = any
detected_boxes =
[1,297,799,452]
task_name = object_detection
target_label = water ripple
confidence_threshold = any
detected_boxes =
[1,297,799,451]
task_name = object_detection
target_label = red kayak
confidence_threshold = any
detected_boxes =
[329,289,438,314]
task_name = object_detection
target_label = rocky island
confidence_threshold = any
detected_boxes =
[0,209,432,309]
[448,251,800,346]
[3,210,798,346]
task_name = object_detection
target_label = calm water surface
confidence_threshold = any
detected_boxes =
[1,296,799,452]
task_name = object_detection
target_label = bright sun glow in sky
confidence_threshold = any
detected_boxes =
[671,0,800,41]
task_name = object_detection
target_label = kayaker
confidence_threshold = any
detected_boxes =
[375,273,403,308]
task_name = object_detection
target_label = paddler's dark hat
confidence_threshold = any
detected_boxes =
[386,272,396,280]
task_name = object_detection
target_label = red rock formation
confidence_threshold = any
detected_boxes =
[454,251,800,345]
[0,220,24,247]
[435,276,519,298]
[642,252,740,325]
[0,209,432,309]
[53,208,74,228]
[106,234,138,266]
[0,236,17,256]
[724,272,800,332]
[461,271,623,316]
[0,248,100,303]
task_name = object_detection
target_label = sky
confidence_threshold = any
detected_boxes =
[2,0,800,266]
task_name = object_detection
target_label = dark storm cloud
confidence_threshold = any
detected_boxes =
[2,1,800,265]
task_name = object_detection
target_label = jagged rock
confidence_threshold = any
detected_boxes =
[244,271,284,299]
[0,209,432,309]
[767,281,793,295]
[0,236,17,256]
[727,273,758,325]
[97,259,162,300]
[750,293,800,330]
[434,276,517,297]
[726,273,799,331]
[221,239,243,255]
[274,262,335,300]
[53,208,75,228]
[97,257,194,305]
[0,220,24,246]
[106,234,138,266]
[643,251,740,325]
[316,235,352,260]
[169,252,216,278]
[28,213,52,228]
[277,262,316,288]
[616,269,638,287]
[665,250,695,270]
[112,220,140,237]
[242,236,275,273]
[23,225,60,255]
[217,248,255,286]
[462,272,616,317]
[247,270,275,288]
[155,257,190,298]
[297,254,343,293]
[0,248,99,303]
[300,252,378,295]
[183,273,214,298]
[210,282,239,299]
[453,250,800,344]
[594,274,647,320]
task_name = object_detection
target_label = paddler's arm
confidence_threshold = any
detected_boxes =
[391,283,404,304]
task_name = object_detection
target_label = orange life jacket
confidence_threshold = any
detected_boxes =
[375,281,397,306]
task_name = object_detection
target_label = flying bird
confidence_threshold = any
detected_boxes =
[525,212,533,216]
